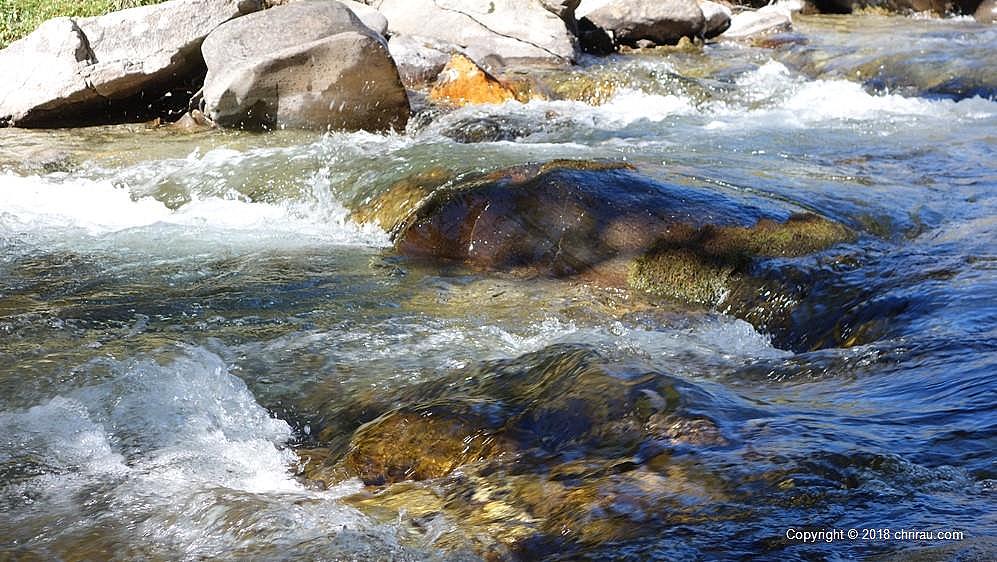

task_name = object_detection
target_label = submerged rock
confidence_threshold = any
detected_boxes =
[301,344,733,556]
[351,160,854,347]
[629,213,854,303]
[428,54,517,107]
[339,406,513,485]
[303,345,722,484]
[382,160,837,275]
[201,0,409,130]
[577,0,707,47]
[369,0,578,64]
[0,0,262,128]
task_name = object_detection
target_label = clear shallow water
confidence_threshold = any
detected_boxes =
[0,15,994,561]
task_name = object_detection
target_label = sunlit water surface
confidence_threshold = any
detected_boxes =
[1,15,995,561]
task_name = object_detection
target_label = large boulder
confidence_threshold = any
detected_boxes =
[699,1,733,39]
[366,0,578,64]
[0,0,262,128]
[720,4,793,41]
[338,0,388,35]
[387,35,455,88]
[268,0,388,31]
[200,0,409,130]
[576,0,706,47]
[351,160,855,347]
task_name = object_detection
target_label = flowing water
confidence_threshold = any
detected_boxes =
[1,15,995,561]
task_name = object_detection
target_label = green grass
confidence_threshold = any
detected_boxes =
[0,0,167,48]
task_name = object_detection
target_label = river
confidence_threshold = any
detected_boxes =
[1,14,994,561]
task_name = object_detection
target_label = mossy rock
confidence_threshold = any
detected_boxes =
[338,405,512,486]
[628,213,855,317]
[350,166,453,236]
[301,344,724,491]
[336,456,733,558]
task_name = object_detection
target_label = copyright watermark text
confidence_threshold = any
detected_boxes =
[785,528,965,544]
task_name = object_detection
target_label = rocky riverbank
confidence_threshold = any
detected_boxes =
[0,0,992,129]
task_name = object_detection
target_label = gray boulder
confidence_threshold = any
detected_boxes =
[721,5,792,41]
[264,0,387,34]
[977,0,996,23]
[339,0,388,35]
[201,0,409,131]
[576,0,706,47]
[0,0,261,127]
[699,1,732,39]
[388,35,454,88]
[367,0,578,64]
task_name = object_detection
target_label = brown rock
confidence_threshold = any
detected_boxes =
[339,406,511,486]
[429,54,517,107]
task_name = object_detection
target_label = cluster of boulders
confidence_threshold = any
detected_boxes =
[15,0,982,131]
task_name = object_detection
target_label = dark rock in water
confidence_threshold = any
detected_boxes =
[390,160,788,275]
[351,160,854,349]
[0,0,261,128]
[375,161,851,283]
[200,0,409,131]
[302,344,725,487]
[301,344,735,556]
[440,116,536,143]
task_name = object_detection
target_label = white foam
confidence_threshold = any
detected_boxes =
[708,61,996,128]
[0,171,389,254]
[596,89,697,125]
[539,60,997,132]
[0,347,390,558]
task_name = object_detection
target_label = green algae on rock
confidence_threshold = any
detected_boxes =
[628,213,855,306]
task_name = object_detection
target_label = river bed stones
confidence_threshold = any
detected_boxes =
[428,54,517,107]
[577,0,707,47]
[297,344,735,555]
[0,0,263,128]
[200,0,410,130]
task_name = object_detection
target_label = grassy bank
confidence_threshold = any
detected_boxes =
[0,0,166,48]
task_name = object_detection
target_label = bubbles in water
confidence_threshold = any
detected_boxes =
[0,347,415,559]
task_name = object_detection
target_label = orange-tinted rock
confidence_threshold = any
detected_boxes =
[428,54,516,107]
